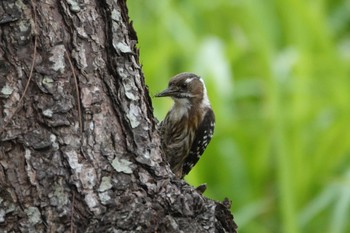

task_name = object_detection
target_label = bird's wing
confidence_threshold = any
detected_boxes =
[182,108,215,177]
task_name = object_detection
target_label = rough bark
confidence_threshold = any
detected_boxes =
[0,0,237,232]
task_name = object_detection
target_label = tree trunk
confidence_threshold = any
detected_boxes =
[0,0,237,232]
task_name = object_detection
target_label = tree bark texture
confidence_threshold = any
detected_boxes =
[0,0,237,232]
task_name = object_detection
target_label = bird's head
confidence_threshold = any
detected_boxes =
[155,72,210,108]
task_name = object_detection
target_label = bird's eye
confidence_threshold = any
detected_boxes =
[181,83,187,89]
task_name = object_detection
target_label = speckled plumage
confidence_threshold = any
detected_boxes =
[156,73,215,178]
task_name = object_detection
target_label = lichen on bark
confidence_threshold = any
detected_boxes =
[0,0,237,232]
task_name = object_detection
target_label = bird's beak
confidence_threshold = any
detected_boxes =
[155,87,177,97]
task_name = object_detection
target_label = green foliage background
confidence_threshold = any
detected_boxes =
[128,1,350,233]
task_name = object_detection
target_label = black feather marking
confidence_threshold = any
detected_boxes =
[182,108,215,176]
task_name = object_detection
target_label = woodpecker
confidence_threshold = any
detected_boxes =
[156,72,215,178]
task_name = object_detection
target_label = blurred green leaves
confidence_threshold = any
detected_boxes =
[128,0,350,232]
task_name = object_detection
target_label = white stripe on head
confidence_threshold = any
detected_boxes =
[185,77,194,84]
[199,78,211,107]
